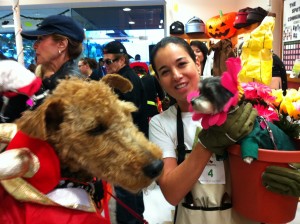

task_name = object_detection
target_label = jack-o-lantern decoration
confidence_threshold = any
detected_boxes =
[206,12,237,39]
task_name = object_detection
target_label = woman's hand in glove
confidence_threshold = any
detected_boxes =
[198,102,257,155]
[262,164,300,197]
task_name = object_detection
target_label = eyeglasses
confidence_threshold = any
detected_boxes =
[103,58,119,65]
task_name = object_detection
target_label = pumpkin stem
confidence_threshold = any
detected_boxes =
[219,10,223,17]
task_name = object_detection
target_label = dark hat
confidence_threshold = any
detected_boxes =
[130,61,149,73]
[21,15,85,42]
[103,41,133,58]
[233,7,253,29]
[246,7,268,25]
[170,21,184,34]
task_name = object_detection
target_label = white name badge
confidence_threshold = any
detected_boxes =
[199,154,225,184]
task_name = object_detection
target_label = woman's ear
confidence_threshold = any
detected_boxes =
[58,39,68,53]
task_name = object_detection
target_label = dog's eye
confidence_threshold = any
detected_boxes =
[87,125,107,136]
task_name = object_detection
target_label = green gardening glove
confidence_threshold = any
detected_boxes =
[198,102,258,155]
[262,164,300,197]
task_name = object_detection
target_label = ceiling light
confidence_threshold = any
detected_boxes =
[129,21,135,25]
[2,24,15,28]
[123,8,131,12]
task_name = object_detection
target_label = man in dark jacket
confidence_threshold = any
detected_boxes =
[103,41,148,224]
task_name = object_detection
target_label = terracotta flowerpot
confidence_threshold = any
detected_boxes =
[228,144,300,223]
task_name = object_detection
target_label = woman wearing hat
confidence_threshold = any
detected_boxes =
[21,14,85,91]
[0,15,85,123]
[0,15,110,224]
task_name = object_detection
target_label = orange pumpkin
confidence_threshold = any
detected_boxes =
[206,12,237,39]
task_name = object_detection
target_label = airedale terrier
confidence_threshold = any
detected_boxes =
[0,74,163,224]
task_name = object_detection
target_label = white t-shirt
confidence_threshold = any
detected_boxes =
[149,105,258,224]
[149,105,201,158]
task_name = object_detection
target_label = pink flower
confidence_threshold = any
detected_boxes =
[253,104,279,122]
[242,82,276,103]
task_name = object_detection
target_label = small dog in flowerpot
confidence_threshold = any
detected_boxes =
[188,57,296,164]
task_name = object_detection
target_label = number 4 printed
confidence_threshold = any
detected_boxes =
[208,169,213,177]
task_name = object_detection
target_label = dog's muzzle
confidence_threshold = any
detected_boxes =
[191,97,215,114]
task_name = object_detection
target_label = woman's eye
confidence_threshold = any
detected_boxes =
[178,61,188,67]
[160,70,169,76]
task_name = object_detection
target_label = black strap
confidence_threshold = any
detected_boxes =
[176,106,186,164]
[174,106,194,224]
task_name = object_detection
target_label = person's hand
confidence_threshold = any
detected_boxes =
[198,102,257,155]
[262,164,300,197]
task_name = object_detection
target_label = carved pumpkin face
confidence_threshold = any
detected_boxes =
[206,12,237,39]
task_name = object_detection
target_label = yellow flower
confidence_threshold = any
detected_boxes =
[278,89,300,119]
[271,89,283,107]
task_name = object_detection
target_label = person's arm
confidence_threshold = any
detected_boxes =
[158,143,211,205]
[269,77,282,90]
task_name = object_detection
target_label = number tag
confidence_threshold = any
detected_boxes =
[199,154,225,184]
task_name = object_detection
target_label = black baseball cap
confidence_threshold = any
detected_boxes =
[21,15,85,42]
[103,41,133,58]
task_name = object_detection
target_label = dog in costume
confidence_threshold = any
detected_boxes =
[188,57,296,164]
[0,60,163,224]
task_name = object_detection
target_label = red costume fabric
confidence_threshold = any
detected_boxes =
[0,131,110,224]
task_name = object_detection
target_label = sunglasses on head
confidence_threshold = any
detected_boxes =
[104,58,119,65]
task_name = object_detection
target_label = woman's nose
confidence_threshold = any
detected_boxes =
[33,41,39,49]
[172,69,182,80]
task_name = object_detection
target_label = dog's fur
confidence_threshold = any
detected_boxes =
[2,75,163,192]
[191,77,233,115]
[191,76,296,164]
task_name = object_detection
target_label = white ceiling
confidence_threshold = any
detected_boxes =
[0,8,71,33]
[0,1,165,33]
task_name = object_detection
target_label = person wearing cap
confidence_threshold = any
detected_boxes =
[103,41,148,224]
[0,15,85,123]
[5,15,109,224]
[21,14,85,91]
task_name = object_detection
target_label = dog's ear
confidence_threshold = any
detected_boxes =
[101,73,133,93]
[16,98,65,141]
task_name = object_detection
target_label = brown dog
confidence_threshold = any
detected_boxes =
[0,74,163,224]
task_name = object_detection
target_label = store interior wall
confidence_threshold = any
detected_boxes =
[165,0,282,55]
[0,0,284,55]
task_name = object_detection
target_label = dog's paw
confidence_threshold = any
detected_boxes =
[243,157,254,164]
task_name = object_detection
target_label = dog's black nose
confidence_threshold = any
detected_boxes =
[143,159,164,178]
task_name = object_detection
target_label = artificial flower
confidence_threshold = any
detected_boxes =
[242,82,278,122]
[271,88,300,138]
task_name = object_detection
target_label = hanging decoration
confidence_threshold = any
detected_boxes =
[205,11,237,40]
